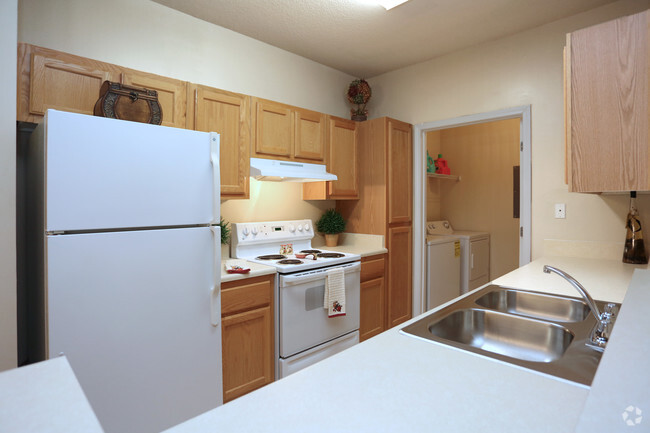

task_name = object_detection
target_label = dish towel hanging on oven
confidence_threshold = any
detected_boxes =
[324,267,346,317]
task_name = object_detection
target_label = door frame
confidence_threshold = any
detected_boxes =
[412,105,532,316]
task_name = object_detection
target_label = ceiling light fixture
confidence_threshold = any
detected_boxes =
[376,0,409,10]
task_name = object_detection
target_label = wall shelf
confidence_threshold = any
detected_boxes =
[427,172,461,181]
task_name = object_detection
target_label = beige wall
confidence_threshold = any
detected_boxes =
[370,0,650,260]
[438,119,520,279]
[1,0,18,371]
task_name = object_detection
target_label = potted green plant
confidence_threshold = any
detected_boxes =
[316,208,346,247]
[218,217,231,245]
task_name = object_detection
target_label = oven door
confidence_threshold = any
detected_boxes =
[278,261,360,358]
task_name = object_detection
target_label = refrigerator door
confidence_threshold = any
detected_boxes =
[44,110,219,231]
[46,227,222,433]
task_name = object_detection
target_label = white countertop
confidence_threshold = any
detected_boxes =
[0,357,103,433]
[576,269,650,432]
[220,259,276,283]
[168,255,650,433]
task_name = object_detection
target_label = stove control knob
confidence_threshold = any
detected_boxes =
[242,227,249,236]
[251,226,259,235]
[288,224,296,233]
[297,224,303,232]
[304,224,311,232]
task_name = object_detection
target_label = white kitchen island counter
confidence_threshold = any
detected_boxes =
[166,256,648,433]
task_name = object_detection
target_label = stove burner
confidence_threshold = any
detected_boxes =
[300,249,322,254]
[277,259,303,265]
[317,253,345,259]
[256,254,287,260]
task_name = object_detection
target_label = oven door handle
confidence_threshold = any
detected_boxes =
[280,261,361,285]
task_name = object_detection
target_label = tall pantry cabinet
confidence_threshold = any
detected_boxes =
[338,117,413,330]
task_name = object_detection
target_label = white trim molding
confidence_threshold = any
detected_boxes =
[412,105,532,317]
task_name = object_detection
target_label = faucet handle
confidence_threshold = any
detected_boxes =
[602,303,618,321]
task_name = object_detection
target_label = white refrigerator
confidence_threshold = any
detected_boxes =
[22,110,223,433]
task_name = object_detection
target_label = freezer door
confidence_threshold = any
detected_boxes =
[44,110,219,231]
[46,227,222,433]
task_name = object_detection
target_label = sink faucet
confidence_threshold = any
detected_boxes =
[543,265,617,349]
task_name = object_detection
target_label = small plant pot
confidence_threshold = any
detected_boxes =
[324,234,339,247]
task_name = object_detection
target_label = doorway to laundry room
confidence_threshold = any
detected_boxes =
[426,118,521,281]
[412,105,531,316]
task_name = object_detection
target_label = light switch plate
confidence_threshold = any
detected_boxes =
[555,203,566,219]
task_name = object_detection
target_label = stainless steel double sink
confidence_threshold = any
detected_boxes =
[401,285,619,386]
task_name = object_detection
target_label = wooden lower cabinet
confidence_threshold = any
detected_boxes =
[387,225,412,328]
[359,254,386,341]
[221,274,274,403]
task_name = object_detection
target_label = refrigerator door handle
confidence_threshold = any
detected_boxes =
[209,133,221,225]
[210,226,221,326]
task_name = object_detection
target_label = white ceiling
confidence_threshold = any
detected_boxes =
[152,0,618,77]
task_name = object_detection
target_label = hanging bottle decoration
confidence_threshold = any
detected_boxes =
[623,191,648,264]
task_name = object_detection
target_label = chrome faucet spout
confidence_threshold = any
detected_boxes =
[542,265,603,322]
[542,265,618,349]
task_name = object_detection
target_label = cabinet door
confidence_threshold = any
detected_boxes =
[568,10,650,192]
[328,117,359,199]
[360,277,385,342]
[192,85,250,199]
[387,119,412,223]
[253,99,293,159]
[221,276,274,403]
[294,108,326,162]
[222,306,273,402]
[360,254,386,342]
[22,45,119,121]
[121,72,187,128]
[387,225,412,328]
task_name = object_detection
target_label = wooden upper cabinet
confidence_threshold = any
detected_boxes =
[567,10,650,192]
[294,108,327,161]
[302,116,358,200]
[387,118,413,223]
[121,72,187,129]
[328,116,358,198]
[18,43,186,129]
[253,98,293,159]
[252,98,327,163]
[189,84,251,199]
[18,44,120,122]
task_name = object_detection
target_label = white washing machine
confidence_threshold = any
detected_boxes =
[426,235,461,311]
[426,220,490,294]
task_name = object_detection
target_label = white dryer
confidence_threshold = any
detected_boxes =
[426,220,490,294]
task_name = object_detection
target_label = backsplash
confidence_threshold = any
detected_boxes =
[220,178,334,250]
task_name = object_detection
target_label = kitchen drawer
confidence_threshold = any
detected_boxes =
[222,275,273,316]
[361,255,386,282]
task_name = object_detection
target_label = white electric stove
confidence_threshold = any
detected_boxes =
[230,219,361,379]
[231,219,360,273]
